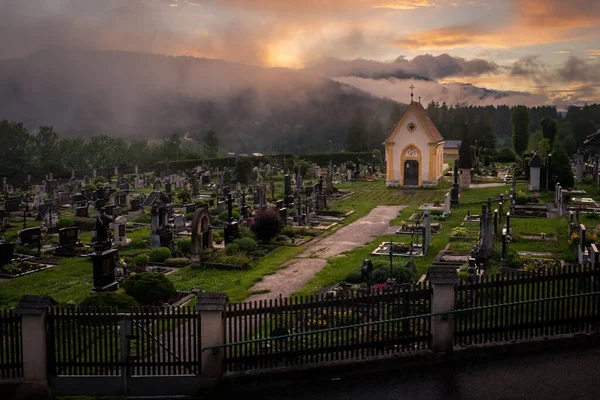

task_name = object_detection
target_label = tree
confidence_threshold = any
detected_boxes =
[540,117,558,150]
[557,135,577,156]
[477,116,497,150]
[367,117,385,150]
[162,133,182,161]
[528,130,542,152]
[34,126,61,175]
[0,120,33,180]
[372,149,382,163]
[202,130,220,158]
[535,138,551,162]
[250,208,283,242]
[511,105,530,158]
[550,148,574,188]
[58,138,88,171]
[177,188,192,204]
[346,108,368,152]
[235,156,253,184]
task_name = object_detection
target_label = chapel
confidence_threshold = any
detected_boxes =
[384,88,445,187]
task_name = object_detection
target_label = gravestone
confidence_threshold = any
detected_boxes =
[295,169,303,191]
[44,208,58,229]
[423,211,431,255]
[33,185,45,208]
[91,210,118,292]
[0,242,15,266]
[576,149,584,184]
[284,174,292,207]
[112,215,128,247]
[55,227,82,257]
[150,202,172,248]
[190,205,212,269]
[56,192,71,207]
[19,227,41,252]
[104,204,116,216]
[224,194,239,245]
[279,207,287,227]
[76,206,89,218]
[186,203,197,214]
[130,199,141,212]
[443,192,451,217]
[529,154,542,191]
[451,163,460,205]
[174,214,186,233]
[5,197,20,213]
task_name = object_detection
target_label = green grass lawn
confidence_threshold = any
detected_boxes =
[0,257,93,308]
[0,242,305,308]
[167,245,305,303]
[296,182,540,296]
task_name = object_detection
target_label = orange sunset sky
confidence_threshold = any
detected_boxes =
[1,0,599,107]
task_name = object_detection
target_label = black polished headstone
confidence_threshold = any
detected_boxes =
[0,242,14,266]
[91,248,118,292]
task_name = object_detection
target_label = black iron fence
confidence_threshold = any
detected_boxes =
[0,309,23,379]
[454,265,600,346]
[47,307,200,377]
[224,283,432,373]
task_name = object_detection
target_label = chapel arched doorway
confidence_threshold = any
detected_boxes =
[404,160,419,186]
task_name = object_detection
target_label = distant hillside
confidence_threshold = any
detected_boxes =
[0,49,399,153]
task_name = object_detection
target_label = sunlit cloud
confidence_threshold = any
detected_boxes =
[391,0,600,50]
[373,1,435,10]
[553,50,570,54]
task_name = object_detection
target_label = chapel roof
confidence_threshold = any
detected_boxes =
[385,101,445,144]
[529,153,542,168]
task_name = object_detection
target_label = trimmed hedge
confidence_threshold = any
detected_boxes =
[233,237,258,253]
[80,292,138,311]
[122,272,177,305]
[149,247,172,263]
[154,154,291,174]
[135,254,150,267]
[299,152,373,167]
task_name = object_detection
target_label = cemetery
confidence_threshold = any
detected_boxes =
[3,134,598,315]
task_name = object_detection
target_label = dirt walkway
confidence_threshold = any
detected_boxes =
[246,205,404,303]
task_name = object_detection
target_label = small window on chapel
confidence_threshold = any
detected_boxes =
[407,122,416,132]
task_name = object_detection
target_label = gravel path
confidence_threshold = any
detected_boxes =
[247,205,404,302]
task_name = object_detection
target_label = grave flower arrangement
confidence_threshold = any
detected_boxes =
[305,309,364,330]
[391,242,410,253]
[451,227,469,237]
[522,258,561,272]
[569,229,597,249]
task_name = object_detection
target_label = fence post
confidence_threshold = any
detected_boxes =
[196,292,229,379]
[13,295,56,398]
[429,266,459,353]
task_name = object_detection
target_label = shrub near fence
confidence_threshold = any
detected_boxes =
[224,283,432,373]
[454,265,600,347]
[0,309,23,379]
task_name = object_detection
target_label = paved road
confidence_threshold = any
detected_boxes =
[234,346,600,400]
[247,206,404,302]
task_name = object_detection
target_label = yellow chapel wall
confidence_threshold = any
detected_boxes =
[388,112,430,186]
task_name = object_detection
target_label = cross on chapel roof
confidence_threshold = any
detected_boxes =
[409,84,415,103]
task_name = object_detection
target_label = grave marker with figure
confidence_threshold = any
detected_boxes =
[190,206,212,269]
[91,208,118,292]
